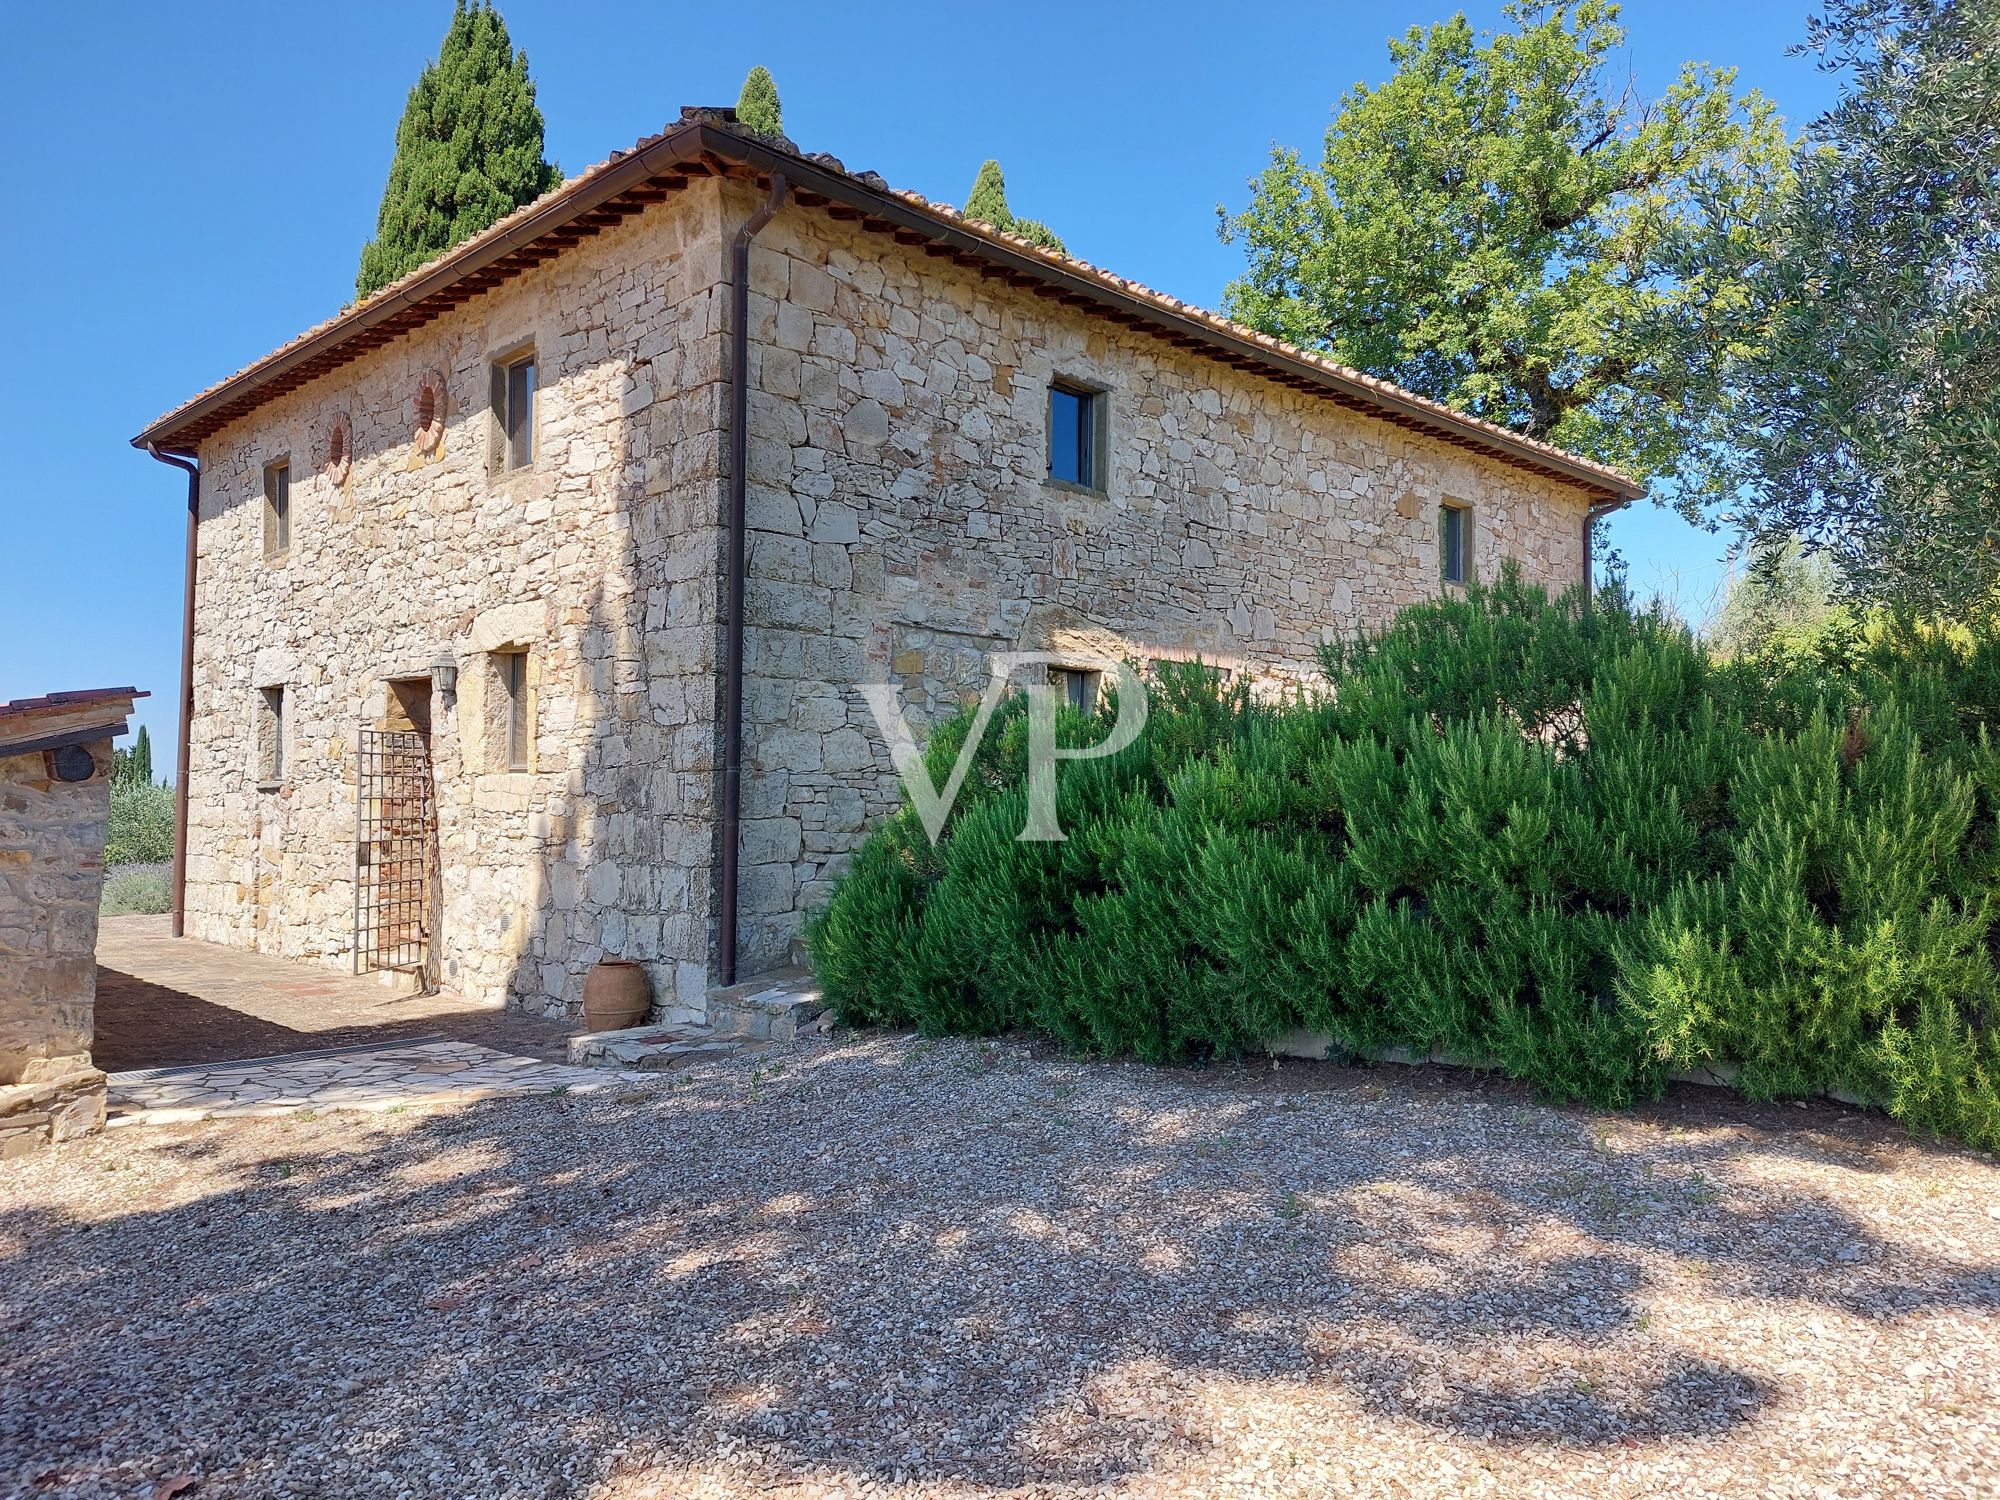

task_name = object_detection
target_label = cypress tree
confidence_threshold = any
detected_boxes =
[736,66,783,136]
[963,160,1011,227]
[114,725,153,787]
[961,160,1065,253]
[356,2,561,298]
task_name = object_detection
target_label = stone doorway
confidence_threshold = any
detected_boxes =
[354,676,440,989]
[383,675,433,738]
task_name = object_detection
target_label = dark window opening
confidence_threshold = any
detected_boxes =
[493,352,537,471]
[1440,502,1471,586]
[264,461,290,557]
[1048,382,1100,489]
[501,652,530,771]
[1049,667,1102,713]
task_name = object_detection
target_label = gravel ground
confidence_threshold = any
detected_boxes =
[3,1034,1997,1499]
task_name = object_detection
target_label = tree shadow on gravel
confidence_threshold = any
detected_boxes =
[2,1037,1996,1497]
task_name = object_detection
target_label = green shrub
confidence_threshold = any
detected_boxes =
[105,778,174,867]
[101,863,170,916]
[808,570,2000,1151]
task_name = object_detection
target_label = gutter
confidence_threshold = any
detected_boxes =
[144,443,200,939]
[133,121,1640,504]
[718,170,789,988]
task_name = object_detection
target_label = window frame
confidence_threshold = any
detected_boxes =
[263,459,291,560]
[1046,379,1107,493]
[490,347,538,473]
[499,650,531,772]
[257,685,287,789]
[1048,666,1103,714]
[1440,500,1473,587]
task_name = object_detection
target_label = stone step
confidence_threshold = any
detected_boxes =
[565,1023,749,1072]
[703,967,826,1043]
[567,969,829,1071]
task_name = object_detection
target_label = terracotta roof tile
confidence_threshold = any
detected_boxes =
[132,132,681,441]
[891,188,1639,496]
[134,115,1641,500]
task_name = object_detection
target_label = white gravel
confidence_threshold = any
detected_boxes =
[3,1033,1996,1499]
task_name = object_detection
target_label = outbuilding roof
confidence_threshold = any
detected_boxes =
[0,688,146,758]
[0,688,148,722]
[132,111,1643,502]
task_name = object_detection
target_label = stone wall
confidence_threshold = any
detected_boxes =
[183,173,1606,1010]
[729,189,1599,969]
[0,741,111,1155]
[185,181,732,1020]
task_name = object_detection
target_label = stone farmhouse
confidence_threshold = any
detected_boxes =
[1,688,144,1154]
[134,109,1641,1024]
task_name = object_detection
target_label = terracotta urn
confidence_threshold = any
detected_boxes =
[582,958,652,1032]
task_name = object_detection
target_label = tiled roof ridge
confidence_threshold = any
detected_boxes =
[135,113,1640,499]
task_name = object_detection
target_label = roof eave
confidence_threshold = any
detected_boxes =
[132,121,1643,502]
[129,121,721,454]
[708,131,1643,502]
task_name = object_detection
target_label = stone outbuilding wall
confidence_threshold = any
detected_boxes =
[175,169,1608,1016]
[0,689,141,1156]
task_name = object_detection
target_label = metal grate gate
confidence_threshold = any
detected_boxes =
[353,729,437,980]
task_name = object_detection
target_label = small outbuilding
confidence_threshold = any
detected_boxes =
[0,687,144,1156]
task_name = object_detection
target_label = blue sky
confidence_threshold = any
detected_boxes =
[0,1,1840,774]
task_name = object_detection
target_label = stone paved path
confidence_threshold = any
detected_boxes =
[105,1039,629,1126]
[94,916,576,1071]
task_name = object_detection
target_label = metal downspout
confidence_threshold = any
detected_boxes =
[145,444,200,938]
[719,171,789,988]
[1582,497,1630,608]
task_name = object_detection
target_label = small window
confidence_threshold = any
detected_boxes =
[263,461,291,558]
[323,417,351,487]
[1440,502,1472,586]
[500,651,530,770]
[1049,667,1102,714]
[257,686,286,786]
[492,351,536,471]
[488,650,532,771]
[414,370,447,455]
[1048,381,1101,489]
